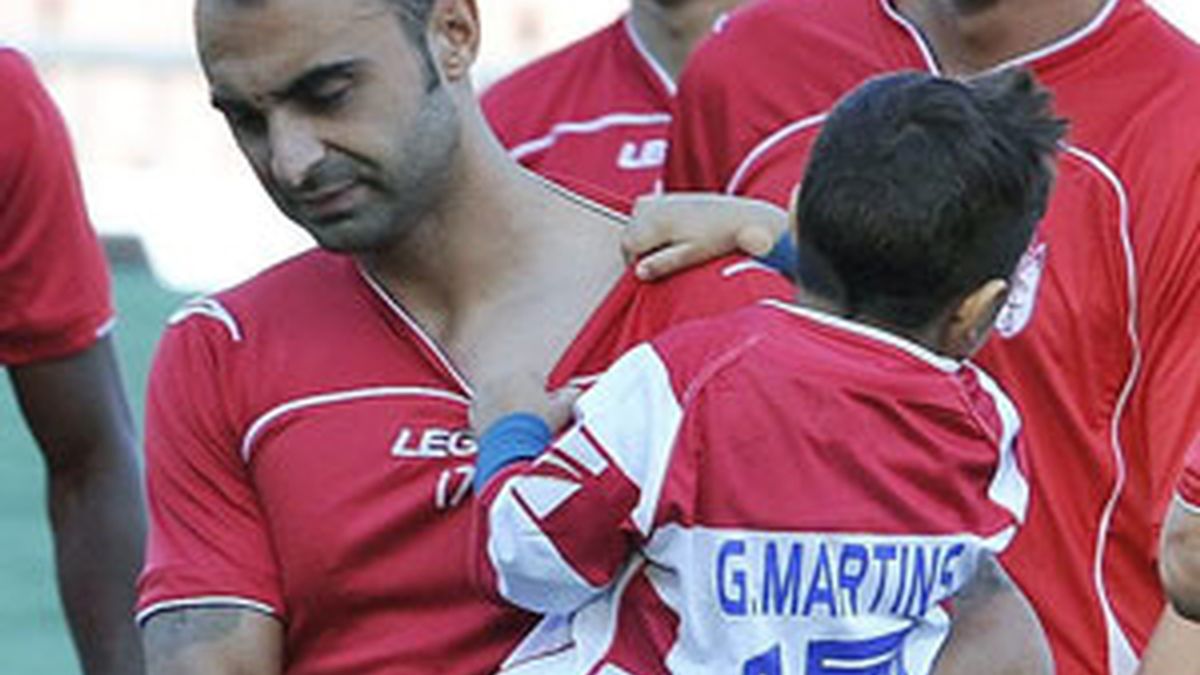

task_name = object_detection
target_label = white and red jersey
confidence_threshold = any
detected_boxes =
[664,2,1200,671]
[482,16,676,200]
[1177,438,1200,513]
[0,48,113,365]
[476,301,1029,674]
[137,239,789,674]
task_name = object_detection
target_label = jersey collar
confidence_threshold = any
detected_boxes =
[879,0,1124,76]
[761,299,963,374]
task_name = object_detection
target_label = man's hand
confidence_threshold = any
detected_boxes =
[622,193,788,280]
[469,373,580,435]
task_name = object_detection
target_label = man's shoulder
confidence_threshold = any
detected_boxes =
[638,256,790,311]
[482,18,629,136]
[163,248,351,345]
[0,48,49,133]
[0,47,33,80]
[687,0,877,76]
[485,18,624,97]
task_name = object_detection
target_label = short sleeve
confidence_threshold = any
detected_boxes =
[136,314,284,624]
[0,50,113,365]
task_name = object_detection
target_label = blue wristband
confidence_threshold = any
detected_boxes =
[474,413,553,492]
[757,232,797,277]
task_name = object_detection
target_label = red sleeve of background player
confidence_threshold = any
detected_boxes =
[663,2,824,195]
[1134,163,1200,517]
[661,18,752,193]
[136,310,285,626]
[0,49,113,365]
[1178,438,1200,511]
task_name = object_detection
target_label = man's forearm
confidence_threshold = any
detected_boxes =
[49,446,146,675]
[11,337,146,674]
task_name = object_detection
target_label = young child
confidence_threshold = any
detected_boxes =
[471,69,1065,674]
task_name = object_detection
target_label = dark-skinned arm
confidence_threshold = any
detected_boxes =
[143,607,283,675]
[9,334,146,674]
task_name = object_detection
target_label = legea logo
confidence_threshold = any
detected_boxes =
[996,243,1047,339]
[617,139,668,171]
[391,427,477,459]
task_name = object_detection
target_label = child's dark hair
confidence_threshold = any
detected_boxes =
[794,69,1067,329]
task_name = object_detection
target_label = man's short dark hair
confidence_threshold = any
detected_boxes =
[794,69,1066,329]
[216,0,441,87]
[385,0,436,46]
[384,0,439,89]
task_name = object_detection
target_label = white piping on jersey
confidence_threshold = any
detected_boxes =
[521,165,631,226]
[95,315,118,339]
[1175,491,1200,517]
[724,113,826,195]
[135,595,277,626]
[879,0,1120,77]
[239,386,470,463]
[878,0,940,73]
[356,266,474,396]
[1063,144,1141,675]
[761,299,961,374]
[509,112,673,163]
[725,0,1120,196]
[981,524,1018,553]
[623,14,677,96]
[720,259,777,278]
[169,297,243,342]
[965,362,1030,526]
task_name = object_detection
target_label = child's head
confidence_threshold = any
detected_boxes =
[793,68,1066,358]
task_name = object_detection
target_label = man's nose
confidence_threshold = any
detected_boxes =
[268,113,324,190]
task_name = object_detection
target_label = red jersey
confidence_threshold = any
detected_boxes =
[664,2,1200,673]
[137,244,790,674]
[0,48,113,365]
[477,301,1028,674]
[482,16,675,200]
[1177,438,1200,513]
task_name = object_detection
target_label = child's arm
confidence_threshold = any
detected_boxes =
[471,344,684,616]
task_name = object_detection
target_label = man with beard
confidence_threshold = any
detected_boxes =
[137,1,1052,673]
[136,1,791,673]
[483,0,745,199]
[627,0,1200,672]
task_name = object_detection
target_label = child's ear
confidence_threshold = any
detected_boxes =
[941,279,1010,360]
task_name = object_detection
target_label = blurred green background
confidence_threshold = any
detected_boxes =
[0,260,185,673]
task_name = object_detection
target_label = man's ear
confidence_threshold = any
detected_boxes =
[429,0,479,83]
[942,279,1009,360]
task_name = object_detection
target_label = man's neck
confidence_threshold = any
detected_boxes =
[628,0,740,82]
[360,111,625,342]
[892,0,1110,75]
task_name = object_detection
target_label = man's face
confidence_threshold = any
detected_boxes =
[196,0,459,253]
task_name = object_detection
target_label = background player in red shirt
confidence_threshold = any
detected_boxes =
[138,1,791,673]
[623,1,1200,672]
[482,0,745,200]
[472,69,1062,675]
[0,49,145,674]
